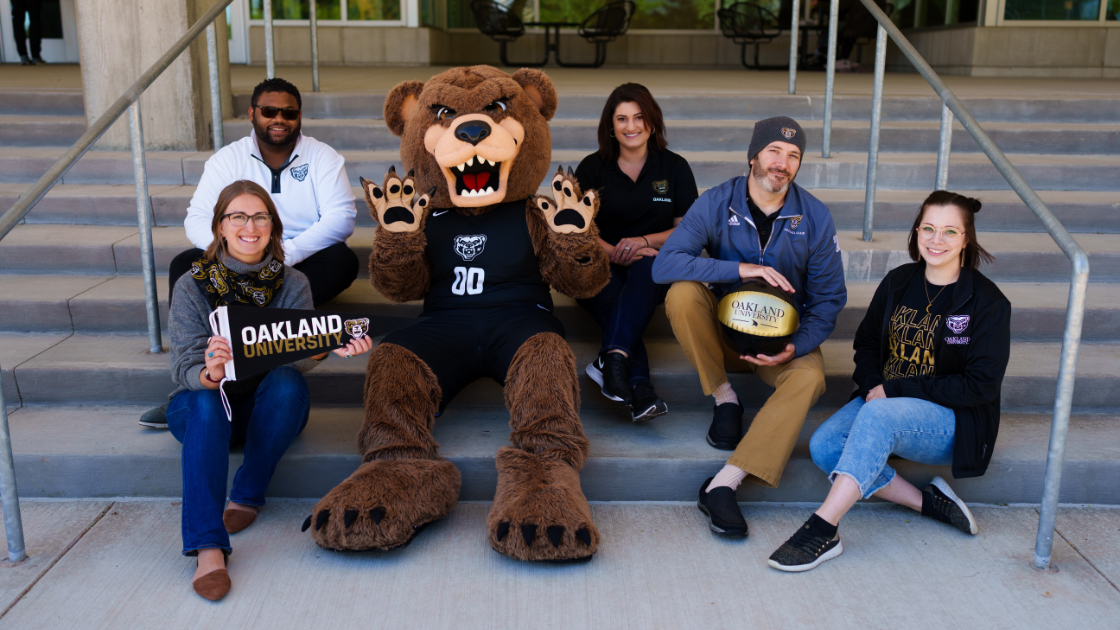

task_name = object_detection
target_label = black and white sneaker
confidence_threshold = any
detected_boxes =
[922,476,979,535]
[630,380,667,422]
[696,477,748,537]
[768,522,843,572]
[585,352,632,405]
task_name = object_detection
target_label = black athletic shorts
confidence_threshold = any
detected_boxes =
[381,305,566,411]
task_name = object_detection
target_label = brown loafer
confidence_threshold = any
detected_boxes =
[223,508,257,534]
[193,550,230,601]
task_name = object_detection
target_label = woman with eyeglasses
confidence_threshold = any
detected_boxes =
[166,181,371,600]
[767,190,1011,572]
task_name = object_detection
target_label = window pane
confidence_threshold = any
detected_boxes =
[448,0,533,28]
[250,0,342,19]
[1108,0,1118,18]
[1003,0,1101,19]
[349,0,403,20]
[540,0,716,29]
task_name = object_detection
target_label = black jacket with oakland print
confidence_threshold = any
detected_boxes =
[851,262,1012,479]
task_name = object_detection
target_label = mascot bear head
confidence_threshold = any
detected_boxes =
[383,65,558,211]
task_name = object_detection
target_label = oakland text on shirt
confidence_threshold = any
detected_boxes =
[884,305,940,379]
[240,314,346,358]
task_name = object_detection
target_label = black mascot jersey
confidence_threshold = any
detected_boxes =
[422,199,553,315]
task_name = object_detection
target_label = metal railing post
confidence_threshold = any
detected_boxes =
[1033,268,1089,570]
[788,0,800,94]
[128,101,163,355]
[935,103,952,190]
[861,23,887,242]
[310,0,320,92]
[264,0,276,79]
[821,0,840,158]
[0,371,26,563]
[206,22,224,151]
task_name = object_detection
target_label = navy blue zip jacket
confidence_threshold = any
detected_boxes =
[853,262,1011,478]
[651,177,847,358]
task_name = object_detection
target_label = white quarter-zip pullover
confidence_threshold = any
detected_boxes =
[184,133,356,266]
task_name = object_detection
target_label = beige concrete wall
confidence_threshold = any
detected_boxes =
[887,25,1119,78]
[248,26,433,65]
[76,0,231,151]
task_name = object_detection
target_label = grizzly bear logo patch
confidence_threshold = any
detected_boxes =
[454,234,487,261]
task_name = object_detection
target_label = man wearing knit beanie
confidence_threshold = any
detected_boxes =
[653,116,847,537]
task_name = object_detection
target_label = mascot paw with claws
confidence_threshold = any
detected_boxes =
[304,66,609,562]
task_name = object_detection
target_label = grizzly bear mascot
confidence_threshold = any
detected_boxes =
[302,66,610,562]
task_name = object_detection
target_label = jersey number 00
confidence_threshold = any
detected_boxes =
[452,266,486,295]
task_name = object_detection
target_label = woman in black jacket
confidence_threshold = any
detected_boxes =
[767,190,1011,572]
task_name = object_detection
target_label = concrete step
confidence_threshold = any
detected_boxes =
[0,115,85,147]
[2,274,1117,344]
[2,147,1118,192]
[4,225,1117,283]
[0,88,84,117]
[6,403,1119,504]
[221,117,1120,156]
[3,334,1117,410]
[233,91,1120,124]
[12,184,1119,235]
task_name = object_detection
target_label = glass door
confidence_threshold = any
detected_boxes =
[0,0,79,63]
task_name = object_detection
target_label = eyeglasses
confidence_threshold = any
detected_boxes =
[222,213,272,227]
[253,105,300,121]
[917,225,963,241]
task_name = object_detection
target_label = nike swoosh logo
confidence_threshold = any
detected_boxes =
[433,210,449,216]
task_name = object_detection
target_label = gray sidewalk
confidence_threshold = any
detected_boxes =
[0,500,1117,629]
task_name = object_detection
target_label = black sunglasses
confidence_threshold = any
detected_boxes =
[253,105,300,121]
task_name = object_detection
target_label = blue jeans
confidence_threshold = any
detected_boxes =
[810,396,955,499]
[167,366,310,555]
[575,256,669,383]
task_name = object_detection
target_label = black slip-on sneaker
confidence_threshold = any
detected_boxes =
[706,402,743,450]
[768,523,843,572]
[630,380,667,422]
[139,403,170,429]
[586,352,632,405]
[696,477,748,537]
[922,476,979,535]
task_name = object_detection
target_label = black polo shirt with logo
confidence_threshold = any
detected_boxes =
[575,148,699,245]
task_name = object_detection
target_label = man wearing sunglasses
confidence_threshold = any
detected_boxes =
[141,78,359,429]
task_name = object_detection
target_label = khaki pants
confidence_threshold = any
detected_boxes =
[665,281,826,488]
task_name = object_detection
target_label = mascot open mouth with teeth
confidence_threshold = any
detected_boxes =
[303,66,610,562]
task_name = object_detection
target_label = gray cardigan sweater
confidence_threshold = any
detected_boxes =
[168,253,320,399]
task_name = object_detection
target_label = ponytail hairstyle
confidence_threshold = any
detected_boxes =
[907,190,994,270]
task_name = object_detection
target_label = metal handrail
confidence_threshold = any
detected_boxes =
[815,0,1089,572]
[0,0,237,564]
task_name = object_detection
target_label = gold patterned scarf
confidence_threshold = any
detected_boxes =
[190,256,285,310]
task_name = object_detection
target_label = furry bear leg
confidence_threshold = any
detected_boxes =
[486,332,600,562]
[307,343,461,551]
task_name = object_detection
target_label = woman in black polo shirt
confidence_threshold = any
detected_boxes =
[575,83,699,421]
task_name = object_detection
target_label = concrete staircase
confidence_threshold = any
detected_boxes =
[1,86,1118,505]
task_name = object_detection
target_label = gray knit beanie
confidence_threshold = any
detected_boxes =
[748,116,806,163]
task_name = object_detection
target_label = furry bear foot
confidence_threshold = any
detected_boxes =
[304,458,461,551]
[487,447,600,562]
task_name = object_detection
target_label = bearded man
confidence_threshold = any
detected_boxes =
[652,116,847,537]
[140,78,359,429]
